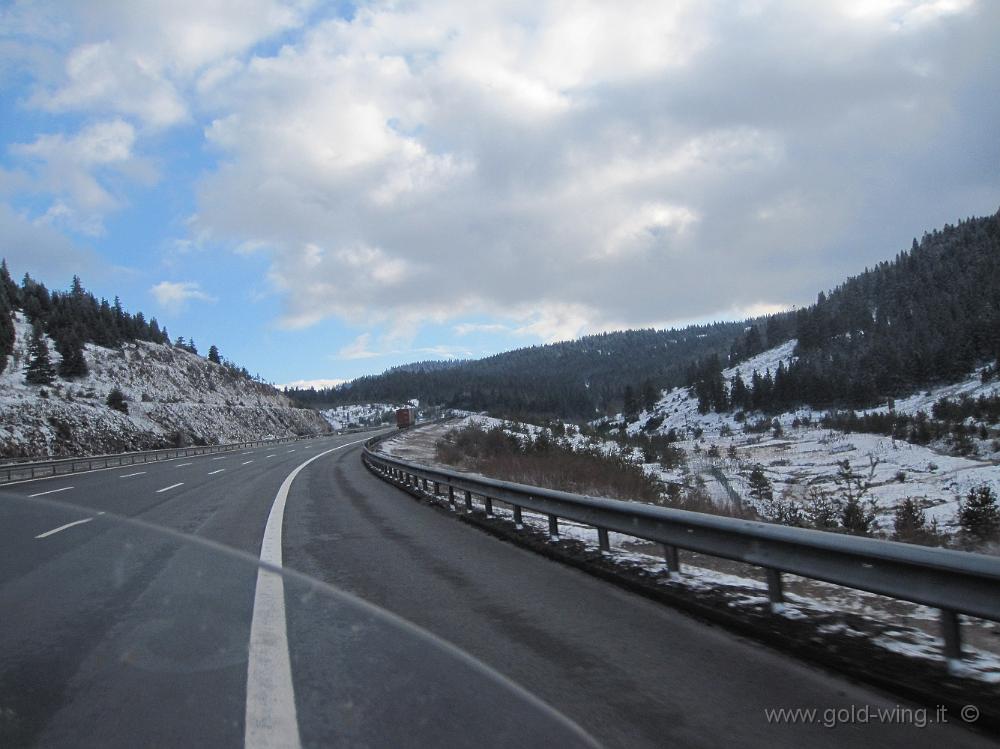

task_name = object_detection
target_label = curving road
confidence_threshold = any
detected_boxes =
[0,436,992,747]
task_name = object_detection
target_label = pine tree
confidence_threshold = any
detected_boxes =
[0,274,13,375]
[641,379,658,411]
[208,344,221,364]
[57,334,89,378]
[957,485,999,544]
[25,323,56,385]
[747,465,773,501]
[0,259,19,306]
[623,385,638,419]
[893,498,930,544]
[841,494,877,536]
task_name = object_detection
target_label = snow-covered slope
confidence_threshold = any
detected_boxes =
[612,340,1000,534]
[320,403,399,429]
[1,315,331,458]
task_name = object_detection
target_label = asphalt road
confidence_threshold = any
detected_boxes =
[0,437,992,747]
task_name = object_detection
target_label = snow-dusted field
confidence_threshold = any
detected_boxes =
[609,341,1000,535]
[1,315,330,458]
[320,403,400,430]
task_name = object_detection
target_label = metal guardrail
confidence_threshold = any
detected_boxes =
[0,432,334,484]
[362,440,1000,666]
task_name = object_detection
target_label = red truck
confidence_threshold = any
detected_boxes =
[395,407,417,429]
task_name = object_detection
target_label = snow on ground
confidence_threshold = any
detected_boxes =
[0,314,330,458]
[606,340,1000,535]
[864,368,1000,418]
[320,403,398,429]
[382,398,999,536]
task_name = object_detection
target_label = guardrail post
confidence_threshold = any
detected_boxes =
[448,485,455,510]
[663,545,680,576]
[464,490,473,511]
[548,514,559,539]
[433,482,440,496]
[513,505,523,528]
[941,609,963,664]
[597,528,610,552]
[766,568,785,612]
[421,478,428,492]
[484,497,493,515]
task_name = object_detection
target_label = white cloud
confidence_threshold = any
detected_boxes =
[9,119,151,234]
[15,1,314,128]
[0,202,101,281]
[337,333,380,360]
[30,42,188,128]
[150,280,217,312]
[190,0,995,340]
[454,323,510,336]
[277,377,348,390]
[509,303,604,344]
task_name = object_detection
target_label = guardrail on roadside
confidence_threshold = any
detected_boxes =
[362,438,1000,667]
[0,431,335,484]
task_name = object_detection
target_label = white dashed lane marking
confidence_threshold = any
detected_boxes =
[35,517,91,539]
[28,486,74,498]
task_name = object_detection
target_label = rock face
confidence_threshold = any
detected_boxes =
[0,315,331,459]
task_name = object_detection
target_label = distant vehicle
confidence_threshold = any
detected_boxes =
[395,407,417,428]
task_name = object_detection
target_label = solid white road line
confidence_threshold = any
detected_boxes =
[208,469,226,475]
[245,437,368,749]
[119,471,147,478]
[35,517,92,538]
[28,486,74,498]
[156,482,184,493]
[242,460,254,465]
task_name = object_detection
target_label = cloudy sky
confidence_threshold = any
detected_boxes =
[1,0,998,386]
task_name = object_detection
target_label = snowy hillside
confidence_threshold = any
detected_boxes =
[1,314,331,459]
[320,403,398,429]
[612,340,1000,535]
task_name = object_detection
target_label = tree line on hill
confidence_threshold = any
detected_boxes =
[686,210,1000,415]
[0,260,244,385]
[286,323,750,420]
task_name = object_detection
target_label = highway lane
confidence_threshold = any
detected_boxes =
[0,434,357,747]
[0,431,593,747]
[0,437,337,588]
[283,443,994,749]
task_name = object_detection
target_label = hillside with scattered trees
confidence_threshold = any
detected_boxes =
[0,264,330,457]
[288,322,752,420]
[689,210,1000,415]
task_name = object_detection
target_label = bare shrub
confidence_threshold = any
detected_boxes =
[436,424,664,503]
